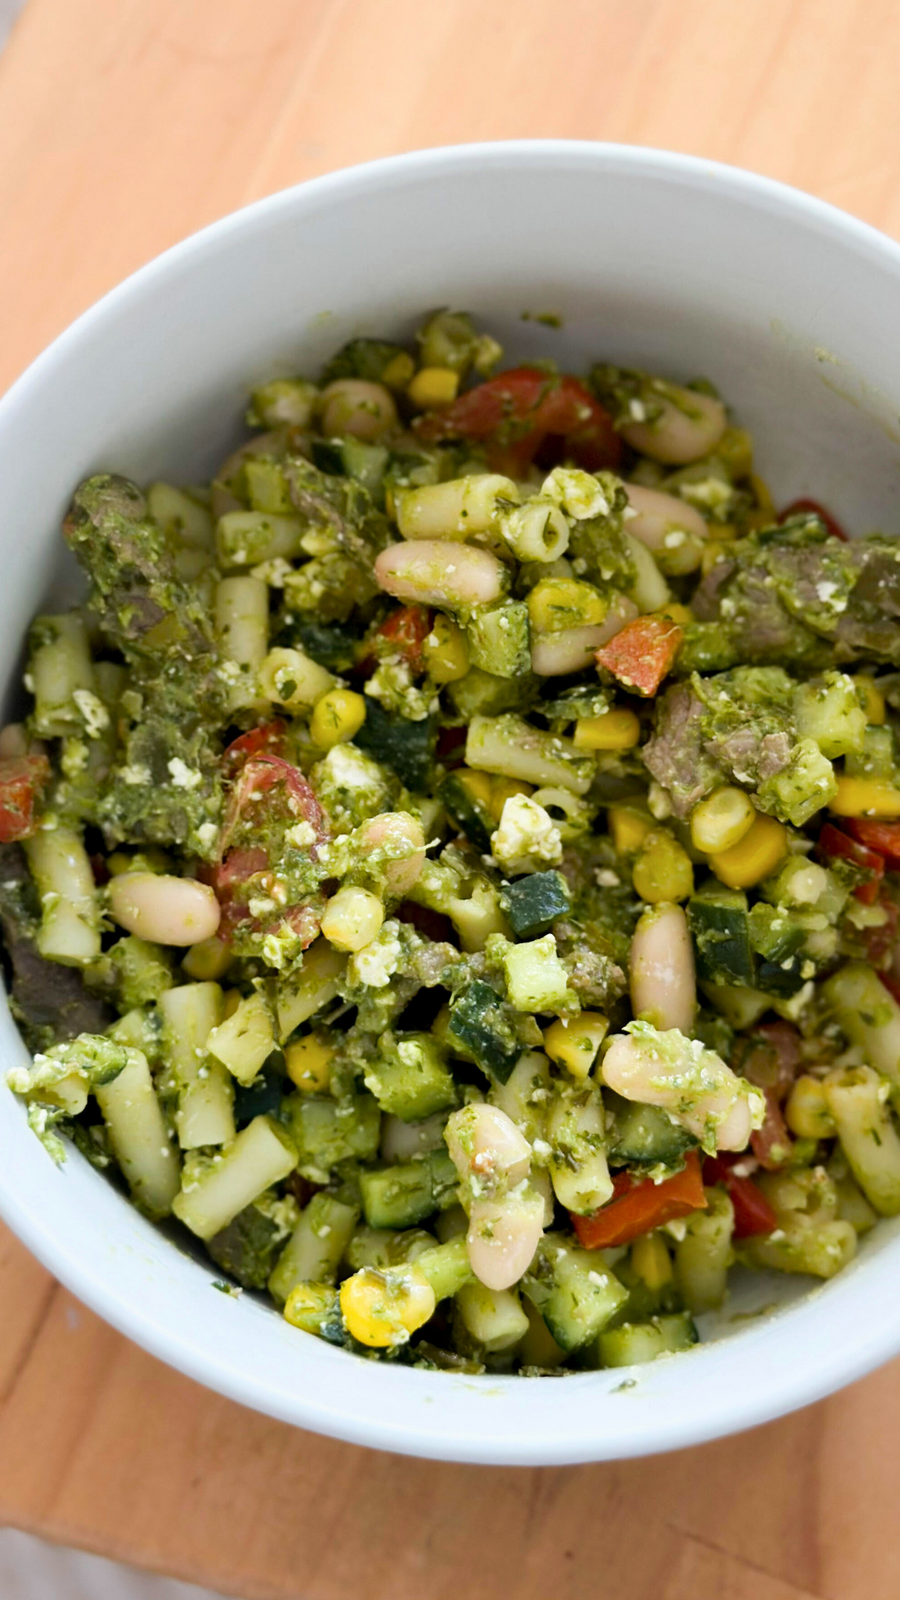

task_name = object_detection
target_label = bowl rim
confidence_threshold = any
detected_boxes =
[3,138,900,1464]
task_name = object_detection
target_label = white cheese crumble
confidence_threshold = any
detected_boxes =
[168,757,203,790]
[72,688,110,737]
[490,793,562,875]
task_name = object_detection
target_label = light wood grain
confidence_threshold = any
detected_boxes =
[2,1,900,1595]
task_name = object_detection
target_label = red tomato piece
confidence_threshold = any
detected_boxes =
[816,821,884,905]
[375,605,432,672]
[595,616,683,697]
[222,720,287,778]
[0,754,51,843]
[416,366,622,476]
[779,497,848,541]
[749,1087,793,1171]
[571,1150,707,1250]
[842,818,900,870]
[703,1154,778,1238]
[219,755,328,860]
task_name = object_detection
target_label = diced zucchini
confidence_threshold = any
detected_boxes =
[285,1091,381,1182]
[439,771,494,853]
[353,699,435,792]
[844,724,896,779]
[320,336,411,386]
[447,667,537,719]
[597,1311,698,1368]
[276,939,346,1042]
[605,1090,695,1166]
[455,1282,529,1351]
[244,457,293,514]
[500,871,571,939]
[756,737,836,827]
[500,935,573,1014]
[755,956,808,996]
[793,673,867,760]
[466,602,530,679]
[523,1234,628,1353]
[447,980,523,1083]
[358,1149,458,1229]
[687,885,755,988]
[747,902,806,964]
[363,1032,458,1121]
[207,1194,296,1290]
[311,437,389,502]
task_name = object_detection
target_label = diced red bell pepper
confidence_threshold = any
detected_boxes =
[779,497,848,542]
[222,720,287,778]
[817,821,884,905]
[749,1087,793,1171]
[595,616,683,697]
[841,818,900,870]
[375,605,432,672]
[0,753,51,842]
[416,366,622,477]
[571,1150,707,1250]
[703,1154,778,1238]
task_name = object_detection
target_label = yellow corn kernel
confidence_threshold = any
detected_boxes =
[107,847,171,877]
[710,812,788,889]
[715,426,754,480]
[527,576,607,632]
[285,1033,334,1094]
[321,887,385,953]
[455,768,494,809]
[284,1282,339,1335]
[608,806,653,854]
[407,367,460,410]
[690,786,756,855]
[573,708,641,752]
[711,523,737,542]
[632,828,694,903]
[221,988,242,1021]
[785,1075,837,1140]
[381,351,416,390]
[339,1264,436,1347]
[830,776,900,819]
[487,776,532,823]
[631,1231,673,1291]
[182,935,233,982]
[310,688,367,750]
[701,541,730,577]
[653,602,694,627]
[423,613,469,684]
[543,1012,609,1080]
[854,675,885,726]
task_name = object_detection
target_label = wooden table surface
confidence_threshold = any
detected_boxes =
[2,1,900,1595]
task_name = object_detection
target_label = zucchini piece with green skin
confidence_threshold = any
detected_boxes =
[285,1091,381,1183]
[447,667,538,719]
[747,902,807,965]
[311,438,389,503]
[363,1032,458,1121]
[447,980,523,1084]
[687,885,755,988]
[320,337,411,386]
[500,871,571,940]
[353,699,436,792]
[605,1090,695,1167]
[439,772,494,854]
[755,956,808,996]
[466,602,531,679]
[207,1193,297,1290]
[597,1311,698,1368]
[523,1233,628,1353]
[358,1149,459,1229]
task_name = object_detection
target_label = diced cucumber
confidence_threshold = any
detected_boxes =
[597,1311,698,1368]
[285,1091,381,1182]
[363,1033,457,1121]
[605,1091,695,1166]
[447,980,523,1083]
[523,1234,628,1352]
[500,871,571,939]
[358,1149,458,1229]
[687,885,755,988]
[353,700,435,792]
[466,602,531,679]
[439,772,494,854]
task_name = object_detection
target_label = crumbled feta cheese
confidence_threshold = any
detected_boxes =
[196,822,218,850]
[490,793,562,876]
[72,688,110,737]
[168,757,203,790]
[120,764,151,786]
[350,922,402,988]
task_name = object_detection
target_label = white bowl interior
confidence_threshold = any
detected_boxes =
[2,143,900,1463]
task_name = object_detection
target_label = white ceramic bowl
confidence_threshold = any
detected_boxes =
[2,141,900,1465]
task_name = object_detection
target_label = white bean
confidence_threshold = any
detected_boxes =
[320,379,397,441]
[466,1189,545,1291]
[530,595,638,676]
[357,812,426,895]
[602,1028,759,1152]
[109,872,221,946]
[445,1102,532,1191]
[624,483,708,575]
[630,903,696,1032]
[374,540,507,609]
[621,387,727,465]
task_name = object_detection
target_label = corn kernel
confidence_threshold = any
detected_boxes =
[690,785,755,855]
[285,1033,334,1094]
[854,675,886,726]
[284,1282,339,1335]
[310,688,367,749]
[631,1231,673,1290]
[339,1264,436,1347]
[609,806,653,854]
[543,1012,609,1079]
[182,935,233,982]
[573,708,641,752]
[321,887,385,953]
[423,614,469,683]
[407,367,460,410]
[715,426,754,480]
[487,776,532,823]
[455,767,494,809]
[632,828,694,903]
[654,602,694,627]
[381,351,416,390]
[527,576,607,632]
[785,1074,837,1140]
[710,812,788,889]
[830,776,900,819]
